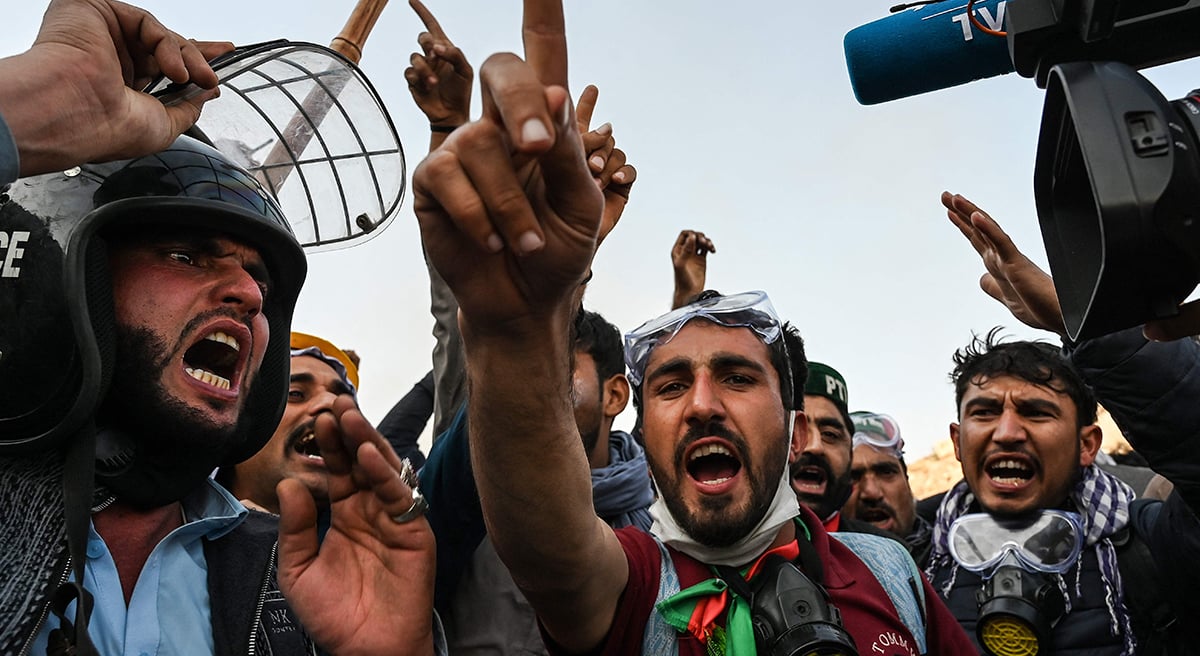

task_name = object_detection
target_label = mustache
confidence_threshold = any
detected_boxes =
[983,447,1041,469]
[173,307,258,356]
[790,452,833,481]
[673,421,749,466]
[286,419,318,449]
[855,498,895,518]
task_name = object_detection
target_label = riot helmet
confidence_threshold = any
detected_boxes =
[0,135,306,506]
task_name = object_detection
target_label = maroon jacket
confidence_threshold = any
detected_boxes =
[556,504,973,656]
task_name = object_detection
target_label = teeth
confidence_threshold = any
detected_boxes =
[296,433,322,459]
[700,476,731,485]
[689,444,733,461]
[988,458,1032,486]
[205,331,240,352]
[989,459,1031,474]
[186,367,231,390]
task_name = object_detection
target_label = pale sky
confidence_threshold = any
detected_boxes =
[8,1,1198,461]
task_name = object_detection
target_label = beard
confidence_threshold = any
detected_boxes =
[573,374,605,459]
[648,421,790,548]
[790,452,854,521]
[98,323,243,474]
[580,425,602,459]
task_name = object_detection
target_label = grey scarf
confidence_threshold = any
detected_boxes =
[591,430,654,531]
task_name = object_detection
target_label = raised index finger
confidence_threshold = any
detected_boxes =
[409,0,448,39]
[576,84,598,132]
[523,0,568,89]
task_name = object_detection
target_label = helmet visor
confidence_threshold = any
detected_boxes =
[147,40,405,252]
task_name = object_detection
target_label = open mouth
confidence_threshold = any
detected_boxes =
[686,442,742,486]
[183,330,243,391]
[986,457,1035,487]
[857,506,892,526]
[293,429,323,461]
[791,465,828,494]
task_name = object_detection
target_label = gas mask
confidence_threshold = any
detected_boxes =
[747,554,859,656]
[949,510,1084,656]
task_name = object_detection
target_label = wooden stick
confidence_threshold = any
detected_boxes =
[258,0,391,198]
[331,0,391,64]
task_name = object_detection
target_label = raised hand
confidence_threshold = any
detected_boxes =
[942,191,1066,335]
[0,0,233,177]
[575,84,636,245]
[413,0,602,334]
[276,395,436,656]
[413,4,624,651]
[403,0,473,130]
[671,229,716,309]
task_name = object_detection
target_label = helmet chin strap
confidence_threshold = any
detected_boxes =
[94,426,232,509]
[48,423,100,656]
[47,422,226,655]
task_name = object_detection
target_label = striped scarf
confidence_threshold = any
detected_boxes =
[926,465,1137,656]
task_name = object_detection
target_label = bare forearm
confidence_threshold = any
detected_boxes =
[0,52,92,176]
[672,287,698,310]
[461,313,626,650]
[463,313,594,569]
[427,130,451,153]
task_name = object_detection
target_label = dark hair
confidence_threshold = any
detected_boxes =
[950,327,1097,428]
[783,322,808,413]
[574,308,625,381]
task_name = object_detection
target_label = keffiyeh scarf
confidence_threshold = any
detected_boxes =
[926,465,1137,656]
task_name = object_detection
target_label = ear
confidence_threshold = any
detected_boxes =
[950,422,962,463]
[790,411,810,463]
[1078,423,1103,467]
[602,374,630,418]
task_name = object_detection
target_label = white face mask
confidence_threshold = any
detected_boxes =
[648,413,800,566]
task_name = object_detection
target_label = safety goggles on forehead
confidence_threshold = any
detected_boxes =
[851,412,904,455]
[949,510,1085,574]
[624,290,782,387]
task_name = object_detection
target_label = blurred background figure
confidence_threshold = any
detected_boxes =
[843,411,932,564]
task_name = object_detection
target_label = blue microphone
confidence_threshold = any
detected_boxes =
[845,0,1016,105]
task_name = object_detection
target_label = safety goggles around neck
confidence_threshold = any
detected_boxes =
[949,510,1085,574]
[624,290,782,387]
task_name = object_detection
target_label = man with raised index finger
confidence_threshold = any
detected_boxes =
[412,2,974,653]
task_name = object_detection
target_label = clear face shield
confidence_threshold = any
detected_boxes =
[146,40,406,252]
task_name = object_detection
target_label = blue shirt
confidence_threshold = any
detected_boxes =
[33,479,247,655]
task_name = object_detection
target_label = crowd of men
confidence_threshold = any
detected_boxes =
[2,0,1199,655]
